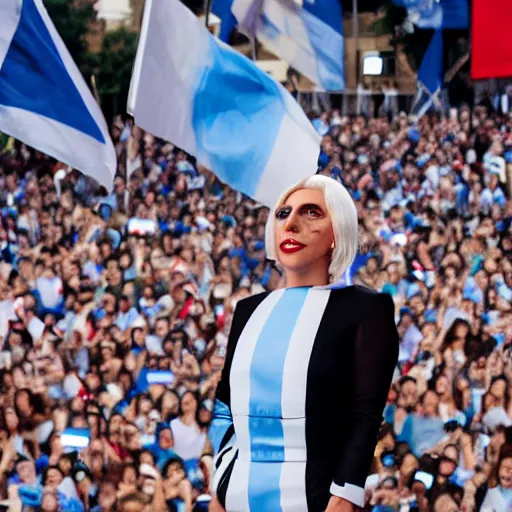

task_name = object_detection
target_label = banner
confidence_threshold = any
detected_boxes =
[471,0,512,79]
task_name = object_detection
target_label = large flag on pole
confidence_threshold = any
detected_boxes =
[232,0,344,91]
[128,0,321,207]
[411,29,443,118]
[0,0,116,191]
[472,0,512,79]
[212,0,238,42]
[392,0,468,29]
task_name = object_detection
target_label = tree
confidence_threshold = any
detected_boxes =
[95,27,138,119]
[46,0,138,117]
[45,0,97,77]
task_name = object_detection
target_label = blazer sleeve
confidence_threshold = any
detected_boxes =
[330,292,399,507]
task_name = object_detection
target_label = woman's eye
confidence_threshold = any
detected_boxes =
[305,208,320,218]
[276,208,291,220]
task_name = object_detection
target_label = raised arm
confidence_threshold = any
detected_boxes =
[328,293,399,510]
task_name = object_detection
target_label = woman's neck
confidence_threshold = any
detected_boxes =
[181,413,195,425]
[284,265,330,289]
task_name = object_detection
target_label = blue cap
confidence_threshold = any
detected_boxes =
[408,128,421,143]
[416,154,431,169]
[400,306,414,317]
[406,283,422,300]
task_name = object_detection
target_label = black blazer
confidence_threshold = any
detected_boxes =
[212,285,399,511]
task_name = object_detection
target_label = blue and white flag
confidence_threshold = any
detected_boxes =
[212,0,238,42]
[397,0,468,29]
[128,0,321,207]
[0,0,116,190]
[411,29,443,118]
[232,0,344,91]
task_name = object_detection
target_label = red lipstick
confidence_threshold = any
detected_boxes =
[279,238,306,254]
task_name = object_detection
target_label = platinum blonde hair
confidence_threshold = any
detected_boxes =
[265,175,359,282]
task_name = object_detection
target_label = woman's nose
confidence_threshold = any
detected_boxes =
[283,211,300,233]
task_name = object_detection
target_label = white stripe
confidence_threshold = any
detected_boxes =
[330,482,365,508]
[225,460,251,512]
[254,109,321,205]
[279,462,307,511]
[0,0,21,68]
[230,290,285,459]
[257,0,320,83]
[0,106,116,191]
[127,0,211,158]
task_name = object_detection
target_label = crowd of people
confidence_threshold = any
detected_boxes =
[0,100,510,512]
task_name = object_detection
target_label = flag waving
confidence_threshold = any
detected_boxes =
[232,0,345,91]
[411,29,443,118]
[0,0,116,191]
[128,0,321,207]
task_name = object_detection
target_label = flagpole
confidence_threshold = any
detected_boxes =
[251,38,258,61]
[205,0,211,27]
[90,75,100,105]
[353,0,359,84]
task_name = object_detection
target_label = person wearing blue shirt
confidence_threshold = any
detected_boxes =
[397,390,445,458]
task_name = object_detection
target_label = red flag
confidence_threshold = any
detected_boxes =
[472,0,512,79]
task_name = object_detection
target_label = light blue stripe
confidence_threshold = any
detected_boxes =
[302,10,344,91]
[249,416,285,461]
[303,0,343,35]
[248,288,309,510]
[249,463,282,512]
[192,36,284,199]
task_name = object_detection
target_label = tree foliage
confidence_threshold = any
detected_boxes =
[45,0,97,76]
[96,28,138,97]
[45,0,138,115]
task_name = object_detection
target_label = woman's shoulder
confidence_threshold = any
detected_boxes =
[330,284,393,304]
[234,291,270,315]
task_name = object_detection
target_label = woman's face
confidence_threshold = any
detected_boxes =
[58,457,72,476]
[124,353,137,372]
[399,453,418,477]
[46,468,63,488]
[109,415,123,435]
[41,493,59,512]
[15,391,31,416]
[166,462,185,481]
[139,398,152,415]
[180,392,198,416]
[5,408,19,432]
[274,188,334,278]
[500,457,512,488]
[199,407,212,424]
[140,452,154,467]
[162,392,179,413]
[491,379,507,400]
[123,466,138,485]
[435,376,449,396]
[455,323,469,339]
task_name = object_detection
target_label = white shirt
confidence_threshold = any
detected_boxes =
[36,276,63,308]
[170,418,206,461]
